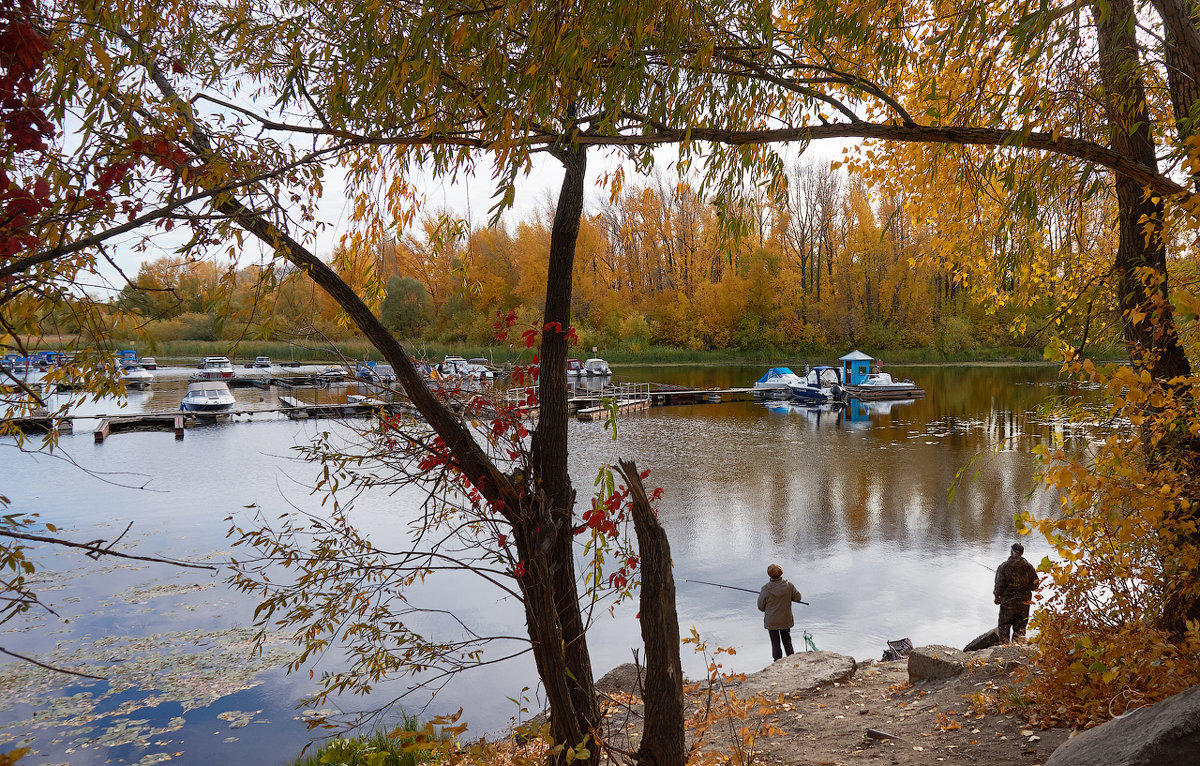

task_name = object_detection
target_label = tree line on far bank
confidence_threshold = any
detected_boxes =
[102,164,1136,361]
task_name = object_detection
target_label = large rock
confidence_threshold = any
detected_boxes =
[595,662,643,696]
[907,645,969,682]
[963,627,1001,651]
[730,651,857,697]
[1045,684,1200,766]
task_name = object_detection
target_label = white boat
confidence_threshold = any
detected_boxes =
[838,350,925,400]
[194,356,235,380]
[788,366,841,403]
[752,367,803,399]
[354,361,396,386]
[845,372,921,397]
[119,363,153,390]
[139,357,158,370]
[179,380,236,413]
[578,358,611,376]
[317,366,347,383]
[438,355,494,381]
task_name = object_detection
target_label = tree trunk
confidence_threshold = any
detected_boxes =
[1094,0,1200,633]
[531,144,601,748]
[617,460,685,766]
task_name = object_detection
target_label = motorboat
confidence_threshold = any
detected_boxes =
[355,361,397,386]
[253,356,272,368]
[566,358,583,376]
[119,363,153,390]
[438,355,494,381]
[194,356,235,380]
[179,380,236,413]
[788,366,841,403]
[842,371,924,399]
[752,367,803,399]
[838,350,925,400]
[139,357,157,370]
[317,366,347,383]
[579,358,611,376]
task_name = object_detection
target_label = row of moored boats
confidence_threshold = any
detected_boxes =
[753,350,925,403]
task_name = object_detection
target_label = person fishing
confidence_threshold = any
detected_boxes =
[757,563,803,661]
[994,542,1040,643]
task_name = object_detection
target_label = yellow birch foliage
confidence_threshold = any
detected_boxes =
[1022,355,1200,726]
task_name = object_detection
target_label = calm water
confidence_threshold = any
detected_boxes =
[0,363,1091,763]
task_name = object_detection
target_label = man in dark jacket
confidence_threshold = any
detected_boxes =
[758,563,803,661]
[994,543,1040,642]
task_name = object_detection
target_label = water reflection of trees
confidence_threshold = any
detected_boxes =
[637,397,1083,560]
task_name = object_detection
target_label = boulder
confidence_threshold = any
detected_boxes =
[963,627,1001,651]
[1045,684,1200,766]
[595,662,643,696]
[907,645,968,682]
[730,651,857,697]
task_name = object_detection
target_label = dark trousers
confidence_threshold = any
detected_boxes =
[998,600,1031,642]
[768,628,794,661]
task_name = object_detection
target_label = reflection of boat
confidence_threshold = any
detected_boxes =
[788,366,841,403]
[838,350,925,400]
[194,356,235,380]
[179,380,235,413]
[753,367,803,399]
[119,363,153,390]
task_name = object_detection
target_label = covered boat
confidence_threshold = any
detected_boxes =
[179,380,236,413]
[579,358,611,376]
[752,367,803,399]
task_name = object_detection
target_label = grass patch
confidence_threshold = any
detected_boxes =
[288,716,446,766]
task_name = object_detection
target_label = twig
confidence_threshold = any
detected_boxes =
[1,530,217,571]
[0,647,105,679]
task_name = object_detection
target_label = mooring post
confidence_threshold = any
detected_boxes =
[174,414,184,439]
[94,418,110,443]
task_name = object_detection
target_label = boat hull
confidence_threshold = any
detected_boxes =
[789,385,834,403]
[841,384,925,400]
[179,401,234,414]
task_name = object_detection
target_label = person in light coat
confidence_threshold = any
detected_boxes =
[757,563,803,661]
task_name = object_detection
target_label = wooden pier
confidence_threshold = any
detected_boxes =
[95,414,185,442]
[8,376,764,441]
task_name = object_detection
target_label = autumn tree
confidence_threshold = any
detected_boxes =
[379,275,432,338]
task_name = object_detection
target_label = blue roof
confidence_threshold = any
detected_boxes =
[840,349,874,362]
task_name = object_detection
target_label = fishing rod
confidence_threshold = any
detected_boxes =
[684,579,810,605]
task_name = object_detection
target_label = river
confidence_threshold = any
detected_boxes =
[0,362,1092,764]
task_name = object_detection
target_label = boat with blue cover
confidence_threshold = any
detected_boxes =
[752,367,803,399]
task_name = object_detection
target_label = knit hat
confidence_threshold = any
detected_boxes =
[1011,543,1024,555]
[767,564,783,578]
